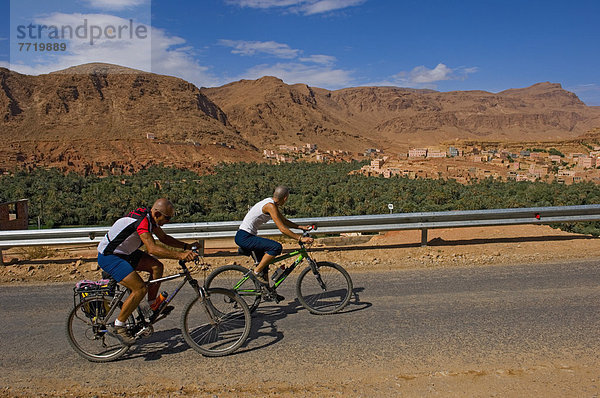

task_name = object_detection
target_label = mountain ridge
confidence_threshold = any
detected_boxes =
[202,76,599,151]
[1,63,600,174]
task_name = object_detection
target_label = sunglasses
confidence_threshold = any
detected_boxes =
[156,211,173,221]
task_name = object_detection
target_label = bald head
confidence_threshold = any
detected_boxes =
[273,186,290,201]
[152,198,174,215]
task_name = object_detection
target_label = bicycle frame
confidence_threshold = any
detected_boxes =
[101,261,206,327]
[234,243,319,291]
[145,261,208,323]
[271,247,309,287]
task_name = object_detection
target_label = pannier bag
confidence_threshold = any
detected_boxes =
[73,279,114,318]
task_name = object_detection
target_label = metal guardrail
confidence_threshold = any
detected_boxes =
[1,205,599,255]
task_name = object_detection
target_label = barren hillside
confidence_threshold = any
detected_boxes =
[1,62,599,174]
[0,63,259,173]
[203,80,600,152]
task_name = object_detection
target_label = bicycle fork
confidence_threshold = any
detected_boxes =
[308,259,327,291]
[190,278,223,326]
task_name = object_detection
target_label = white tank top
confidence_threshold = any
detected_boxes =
[239,198,274,235]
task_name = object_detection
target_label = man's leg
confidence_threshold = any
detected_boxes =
[250,237,282,281]
[117,271,147,323]
[236,230,282,282]
[135,252,164,302]
[98,253,146,322]
[254,253,275,275]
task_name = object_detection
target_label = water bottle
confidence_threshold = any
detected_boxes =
[271,265,286,281]
[151,291,168,311]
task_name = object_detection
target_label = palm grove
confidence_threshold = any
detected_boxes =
[1,162,600,236]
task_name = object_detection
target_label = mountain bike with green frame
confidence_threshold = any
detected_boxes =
[204,228,353,315]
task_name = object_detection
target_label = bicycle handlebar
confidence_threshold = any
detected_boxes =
[299,225,317,247]
[302,224,317,237]
[178,246,201,266]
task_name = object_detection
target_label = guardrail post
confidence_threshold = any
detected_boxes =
[0,249,4,266]
[421,229,428,247]
[196,239,205,257]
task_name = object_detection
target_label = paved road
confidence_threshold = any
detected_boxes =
[1,260,600,396]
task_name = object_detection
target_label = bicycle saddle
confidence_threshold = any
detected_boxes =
[237,247,254,256]
[237,247,259,264]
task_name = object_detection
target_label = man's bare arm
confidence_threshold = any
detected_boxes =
[139,231,195,261]
[264,203,313,243]
[153,226,186,249]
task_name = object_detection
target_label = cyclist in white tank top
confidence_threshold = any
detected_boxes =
[239,197,276,235]
[235,186,314,285]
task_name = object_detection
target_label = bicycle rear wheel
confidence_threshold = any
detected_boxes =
[296,261,353,315]
[181,287,251,357]
[204,264,262,312]
[66,295,131,362]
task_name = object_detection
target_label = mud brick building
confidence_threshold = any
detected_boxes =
[0,199,29,231]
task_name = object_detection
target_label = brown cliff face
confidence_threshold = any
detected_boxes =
[201,76,376,151]
[203,80,600,150]
[1,63,239,142]
[0,64,258,174]
[1,63,599,174]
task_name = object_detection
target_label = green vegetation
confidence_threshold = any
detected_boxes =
[548,148,564,157]
[1,163,600,235]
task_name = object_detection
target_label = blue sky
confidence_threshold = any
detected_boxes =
[1,0,599,105]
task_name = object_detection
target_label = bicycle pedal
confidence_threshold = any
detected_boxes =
[134,325,154,339]
[263,290,285,303]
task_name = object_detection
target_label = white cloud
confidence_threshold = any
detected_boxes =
[7,12,221,87]
[299,54,336,65]
[225,0,303,8]
[371,63,479,89]
[301,0,366,15]
[150,30,222,87]
[405,63,454,84]
[225,0,366,15]
[81,0,148,11]
[240,62,353,88]
[219,38,350,88]
[219,39,300,59]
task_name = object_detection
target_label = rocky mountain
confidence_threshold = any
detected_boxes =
[202,79,600,151]
[1,62,599,174]
[0,63,259,174]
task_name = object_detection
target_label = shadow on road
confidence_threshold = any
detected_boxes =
[236,285,371,354]
[122,328,191,362]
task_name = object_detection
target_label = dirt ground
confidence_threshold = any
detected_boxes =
[1,224,599,285]
[2,224,600,397]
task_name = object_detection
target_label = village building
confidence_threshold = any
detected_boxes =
[578,156,597,169]
[371,159,385,170]
[408,148,427,158]
[426,150,446,158]
[448,147,463,157]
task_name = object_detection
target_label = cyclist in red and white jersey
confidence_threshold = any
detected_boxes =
[98,198,197,344]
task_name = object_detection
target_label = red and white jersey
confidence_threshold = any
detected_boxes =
[97,208,154,255]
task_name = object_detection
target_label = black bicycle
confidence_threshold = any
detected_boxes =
[66,253,251,362]
[204,228,353,315]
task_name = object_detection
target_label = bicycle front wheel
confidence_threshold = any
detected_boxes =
[181,287,251,357]
[204,264,262,312]
[296,261,353,315]
[66,295,131,362]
